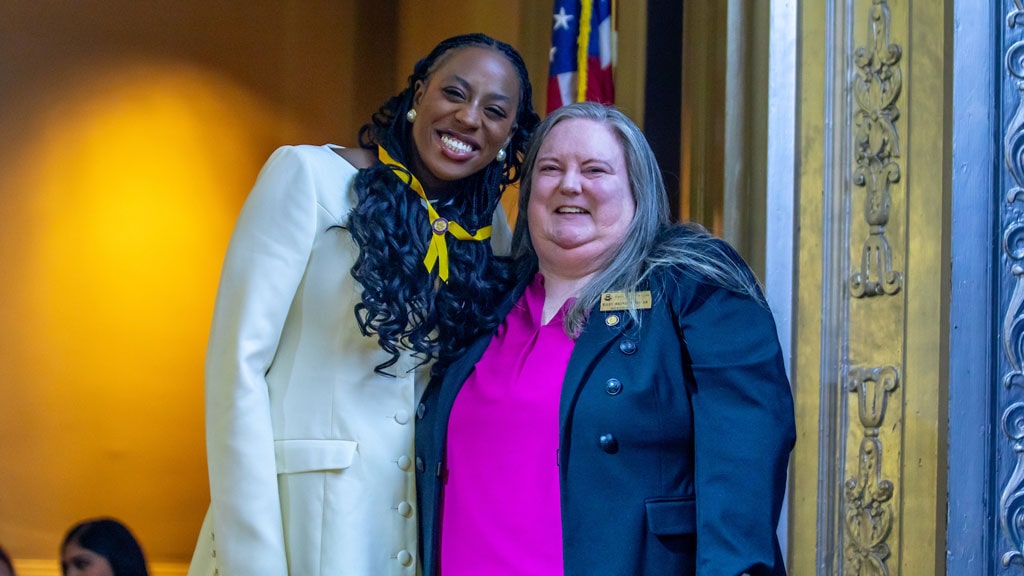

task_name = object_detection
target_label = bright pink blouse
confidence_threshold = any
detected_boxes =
[441,274,575,575]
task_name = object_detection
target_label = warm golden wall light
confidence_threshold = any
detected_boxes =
[0,59,289,570]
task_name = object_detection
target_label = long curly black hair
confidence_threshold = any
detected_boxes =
[348,33,540,375]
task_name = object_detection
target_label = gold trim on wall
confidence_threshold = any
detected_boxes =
[843,4,905,573]
[13,560,187,576]
[792,0,948,573]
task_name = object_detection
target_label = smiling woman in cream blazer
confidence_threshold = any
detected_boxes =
[187,34,539,576]
[191,145,426,576]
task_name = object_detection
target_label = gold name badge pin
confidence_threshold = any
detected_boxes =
[599,290,652,312]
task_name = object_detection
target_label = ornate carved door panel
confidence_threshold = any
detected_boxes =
[791,1,947,573]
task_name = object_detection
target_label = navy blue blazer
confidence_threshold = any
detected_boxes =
[416,250,796,575]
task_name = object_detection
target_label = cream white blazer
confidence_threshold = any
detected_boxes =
[189,144,510,576]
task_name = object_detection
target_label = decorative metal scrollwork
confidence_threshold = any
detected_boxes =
[1002,225,1024,390]
[1004,4,1024,565]
[1001,403,1024,566]
[844,366,899,576]
[1010,0,1024,29]
[849,0,904,299]
[1002,31,1024,392]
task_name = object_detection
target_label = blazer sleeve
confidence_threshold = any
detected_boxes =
[204,146,320,575]
[667,261,796,575]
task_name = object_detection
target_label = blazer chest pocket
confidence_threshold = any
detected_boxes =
[645,497,696,535]
[274,439,357,474]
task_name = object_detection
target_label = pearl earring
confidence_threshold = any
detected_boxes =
[495,148,507,163]
[406,109,417,123]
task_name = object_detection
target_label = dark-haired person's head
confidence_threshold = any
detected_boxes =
[361,32,540,195]
[0,544,15,576]
[351,33,541,373]
[60,518,148,576]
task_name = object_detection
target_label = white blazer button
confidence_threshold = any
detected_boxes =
[397,501,413,517]
[397,549,413,566]
[394,409,411,424]
[397,455,412,470]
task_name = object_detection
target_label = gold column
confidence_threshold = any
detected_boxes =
[680,0,727,233]
[680,1,768,275]
[614,0,648,127]
[898,0,949,569]
[791,0,829,569]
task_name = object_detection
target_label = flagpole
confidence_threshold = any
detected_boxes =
[576,0,593,103]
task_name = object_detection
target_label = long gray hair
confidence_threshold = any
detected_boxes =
[510,102,764,335]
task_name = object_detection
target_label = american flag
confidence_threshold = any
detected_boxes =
[546,0,615,114]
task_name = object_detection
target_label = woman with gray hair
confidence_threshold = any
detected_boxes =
[417,102,795,575]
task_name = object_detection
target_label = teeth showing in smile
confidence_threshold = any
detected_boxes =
[441,134,474,154]
[556,207,587,214]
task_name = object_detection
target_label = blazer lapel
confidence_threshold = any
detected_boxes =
[435,280,529,416]
[436,333,491,412]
